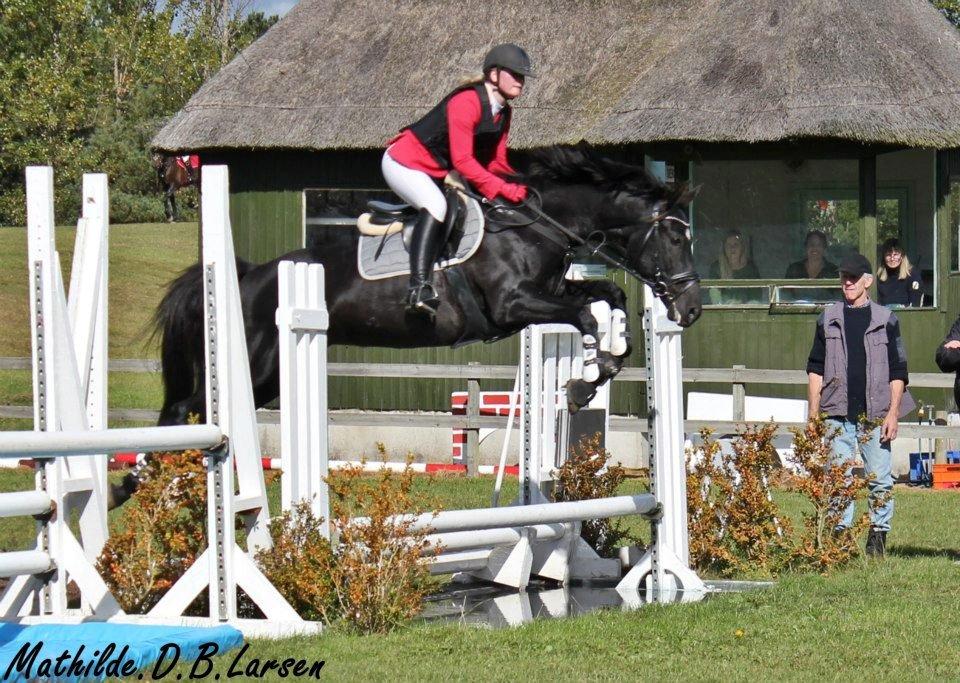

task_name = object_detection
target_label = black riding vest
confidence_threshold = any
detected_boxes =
[405,84,511,169]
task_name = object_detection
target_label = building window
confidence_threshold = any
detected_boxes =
[303,187,392,249]
[691,149,935,308]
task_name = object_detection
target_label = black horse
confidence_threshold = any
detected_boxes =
[155,144,700,427]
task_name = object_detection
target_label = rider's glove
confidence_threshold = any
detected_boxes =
[500,183,528,204]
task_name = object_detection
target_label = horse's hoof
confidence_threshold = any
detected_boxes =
[566,379,597,412]
[598,351,623,377]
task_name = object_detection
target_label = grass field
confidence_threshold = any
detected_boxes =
[0,222,196,421]
[0,467,957,681]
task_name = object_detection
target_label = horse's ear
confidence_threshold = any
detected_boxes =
[671,183,700,207]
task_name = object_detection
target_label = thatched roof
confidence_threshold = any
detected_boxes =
[153,0,960,152]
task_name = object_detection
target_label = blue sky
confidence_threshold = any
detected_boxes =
[247,0,298,16]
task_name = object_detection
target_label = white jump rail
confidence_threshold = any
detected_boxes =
[1,165,321,639]
[616,287,705,603]
[276,260,329,538]
[144,166,319,637]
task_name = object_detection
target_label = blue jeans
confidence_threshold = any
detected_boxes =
[826,419,894,531]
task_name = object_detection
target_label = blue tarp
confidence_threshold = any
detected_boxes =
[0,622,243,682]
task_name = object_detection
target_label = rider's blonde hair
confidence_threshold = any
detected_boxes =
[457,75,485,88]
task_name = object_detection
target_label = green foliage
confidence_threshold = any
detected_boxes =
[933,0,960,27]
[0,0,279,225]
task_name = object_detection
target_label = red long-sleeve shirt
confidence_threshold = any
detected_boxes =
[388,88,516,200]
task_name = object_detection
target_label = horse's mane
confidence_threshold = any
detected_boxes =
[524,143,689,205]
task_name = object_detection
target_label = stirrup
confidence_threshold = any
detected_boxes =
[406,282,440,318]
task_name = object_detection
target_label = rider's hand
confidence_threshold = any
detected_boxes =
[500,183,528,204]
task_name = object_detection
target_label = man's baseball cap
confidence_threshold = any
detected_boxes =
[838,253,872,279]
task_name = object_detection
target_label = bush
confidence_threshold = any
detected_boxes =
[97,449,207,612]
[553,434,639,557]
[259,452,439,634]
[686,424,792,576]
[323,460,438,634]
[109,190,167,224]
[785,416,872,571]
[256,501,337,622]
[686,417,872,577]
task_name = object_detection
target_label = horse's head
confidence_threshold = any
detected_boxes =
[527,144,702,326]
[620,196,701,327]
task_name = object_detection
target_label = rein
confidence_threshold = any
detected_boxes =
[465,185,700,303]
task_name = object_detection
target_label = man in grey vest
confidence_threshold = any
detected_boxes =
[806,253,915,557]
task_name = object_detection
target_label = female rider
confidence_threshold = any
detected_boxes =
[382,43,533,318]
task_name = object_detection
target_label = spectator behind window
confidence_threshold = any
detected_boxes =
[876,238,923,307]
[785,230,839,279]
[708,230,760,279]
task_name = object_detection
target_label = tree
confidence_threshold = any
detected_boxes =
[0,0,277,225]
[932,0,960,28]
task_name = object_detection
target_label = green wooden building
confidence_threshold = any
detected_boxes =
[153,0,960,413]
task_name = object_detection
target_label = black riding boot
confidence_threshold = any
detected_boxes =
[407,209,444,318]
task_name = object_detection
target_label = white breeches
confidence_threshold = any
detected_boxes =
[381,150,447,222]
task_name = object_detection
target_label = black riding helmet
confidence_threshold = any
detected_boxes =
[483,43,536,78]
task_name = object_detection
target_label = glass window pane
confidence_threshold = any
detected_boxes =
[304,187,392,248]
[876,149,935,307]
[691,158,859,283]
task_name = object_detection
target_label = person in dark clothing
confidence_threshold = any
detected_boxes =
[785,230,839,279]
[935,314,960,410]
[806,253,915,558]
[876,238,923,307]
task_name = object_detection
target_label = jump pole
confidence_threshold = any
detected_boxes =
[616,287,705,602]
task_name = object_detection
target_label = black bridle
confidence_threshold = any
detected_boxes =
[479,187,700,304]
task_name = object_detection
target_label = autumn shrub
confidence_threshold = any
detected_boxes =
[553,434,640,557]
[687,416,873,577]
[322,459,438,634]
[686,424,792,576]
[255,501,336,622]
[784,415,871,572]
[97,449,206,612]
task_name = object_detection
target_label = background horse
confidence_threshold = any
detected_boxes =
[153,144,700,429]
[151,153,199,222]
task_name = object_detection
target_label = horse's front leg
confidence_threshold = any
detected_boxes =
[169,190,179,222]
[493,286,619,411]
[565,280,632,358]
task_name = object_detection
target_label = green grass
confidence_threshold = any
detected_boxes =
[0,222,197,358]
[2,469,957,680]
[0,222,195,419]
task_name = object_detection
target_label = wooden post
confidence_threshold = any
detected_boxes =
[935,409,949,465]
[732,364,746,422]
[465,376,480,477]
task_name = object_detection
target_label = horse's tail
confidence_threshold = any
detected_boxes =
[154,257,255,425]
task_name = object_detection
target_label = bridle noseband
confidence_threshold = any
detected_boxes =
[481,188,700,304]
